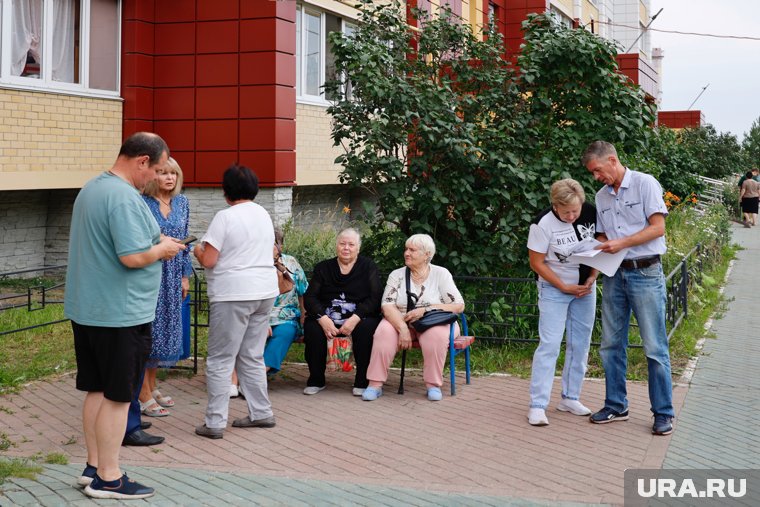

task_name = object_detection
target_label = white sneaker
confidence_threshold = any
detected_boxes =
[303,386,326,395]
[229,385,239,398]
[352,387,365,397]
[528,408,549,426]
[557,398,592,416]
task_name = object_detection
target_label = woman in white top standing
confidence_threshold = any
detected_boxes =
[526,179,599,426]
[193,165,279,439]
[363,234,464,402]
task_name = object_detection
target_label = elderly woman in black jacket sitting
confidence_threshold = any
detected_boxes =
[302,228,382,396]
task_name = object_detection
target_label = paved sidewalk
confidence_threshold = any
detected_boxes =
[1,364,684,505]
[663,222,760,469]
[5,223,760,506]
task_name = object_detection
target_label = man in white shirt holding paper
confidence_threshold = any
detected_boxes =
[583,140,675,436]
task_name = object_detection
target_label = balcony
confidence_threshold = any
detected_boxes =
[616,53,659,101]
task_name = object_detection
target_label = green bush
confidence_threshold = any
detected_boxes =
[327,4,654,277]
[721,178,741,219]
[281,222,339,274]
[663,202,731,270]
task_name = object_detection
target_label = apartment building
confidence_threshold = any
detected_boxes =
[0,0,668,272]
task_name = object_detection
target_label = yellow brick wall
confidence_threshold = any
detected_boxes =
[582,0,599,24]
[552,0,574,17]
[639,0,648,25]
[295,103,343,186]
[0,89,122,190]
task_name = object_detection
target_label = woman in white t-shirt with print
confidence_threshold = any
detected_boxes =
[526,179,599,426]
[193,165,279,439]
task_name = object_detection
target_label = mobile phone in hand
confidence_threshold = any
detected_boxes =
[179,235,197,245]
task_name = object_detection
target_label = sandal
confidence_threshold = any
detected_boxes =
[140,398,169,417]
[151,389,175,408]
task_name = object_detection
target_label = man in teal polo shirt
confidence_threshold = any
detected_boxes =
[65,132,185,500]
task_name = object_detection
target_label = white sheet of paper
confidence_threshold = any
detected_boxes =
[570,249,601,258]
[567,248,628,277]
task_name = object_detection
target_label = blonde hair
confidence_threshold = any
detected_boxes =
[143,157,183,198]
[406,233,436,262]
[550,179,585,207]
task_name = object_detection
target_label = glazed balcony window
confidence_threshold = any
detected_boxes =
[296,2,357,105]
[0,0,119,96]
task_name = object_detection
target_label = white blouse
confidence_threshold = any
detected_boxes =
[381,264,464,315]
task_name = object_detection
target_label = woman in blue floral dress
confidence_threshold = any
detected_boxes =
[139,157,193,417]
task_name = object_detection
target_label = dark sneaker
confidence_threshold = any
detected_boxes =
[652,415,674,435]
[232,415,276,428]
[84,473,154,500]
[195,424,224,439]
[76,463,97,487]
[589,407,629,424]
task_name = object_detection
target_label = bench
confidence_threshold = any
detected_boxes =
[398,313,474,396]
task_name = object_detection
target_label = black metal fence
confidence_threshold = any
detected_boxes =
[0,239,725,364]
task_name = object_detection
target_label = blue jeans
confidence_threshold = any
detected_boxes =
[600,263,674,416]
[125,368,146,437]
[530,282,595,409]
[264,321,298,373]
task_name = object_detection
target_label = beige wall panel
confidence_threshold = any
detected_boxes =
[307,0,361,18]
[295,103,343,186]
[0,89,122,190]
[551,0,574,17]
[582,1,599,24]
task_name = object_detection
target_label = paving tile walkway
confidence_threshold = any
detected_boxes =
[662,222,760,470]
[3,222,758,505]
[1,364,684,505]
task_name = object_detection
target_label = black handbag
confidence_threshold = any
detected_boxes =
[405,267,458,332]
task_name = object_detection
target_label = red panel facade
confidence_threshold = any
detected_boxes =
[616,54,659,101]
[658,110,704,129]
[197,21,239,54]
[121,0,297,187]
[499,0,542,59]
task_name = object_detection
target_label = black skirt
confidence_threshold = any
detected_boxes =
[741,197,759,214]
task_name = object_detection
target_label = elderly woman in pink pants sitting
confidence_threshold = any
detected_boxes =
[362,234,465,402]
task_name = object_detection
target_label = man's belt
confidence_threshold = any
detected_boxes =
[619,255,661,270]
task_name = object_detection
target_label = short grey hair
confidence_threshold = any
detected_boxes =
[406,234,436,262]
[337,227,361,247]
[581,140,618,166]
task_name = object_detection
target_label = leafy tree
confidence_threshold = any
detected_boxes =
[327,1,523,274]
[327,4,658,275]
[516,14,656,192]
[628,127,702,198]
[742,117,760,167]
[678,125,747,179]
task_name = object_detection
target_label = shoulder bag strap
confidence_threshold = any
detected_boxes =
[405,267,418,312]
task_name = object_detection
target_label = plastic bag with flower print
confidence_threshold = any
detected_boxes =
[326,335,354,372]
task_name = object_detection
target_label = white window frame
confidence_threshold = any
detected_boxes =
[296,2,355,107]
[339,19,357,101]
[0,0,121,99]
[548,5,573,29]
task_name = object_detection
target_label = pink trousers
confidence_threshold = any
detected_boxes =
[366,318,459,388]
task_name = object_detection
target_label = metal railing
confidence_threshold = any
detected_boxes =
[0,239,725,362]
[189,241,718,348]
